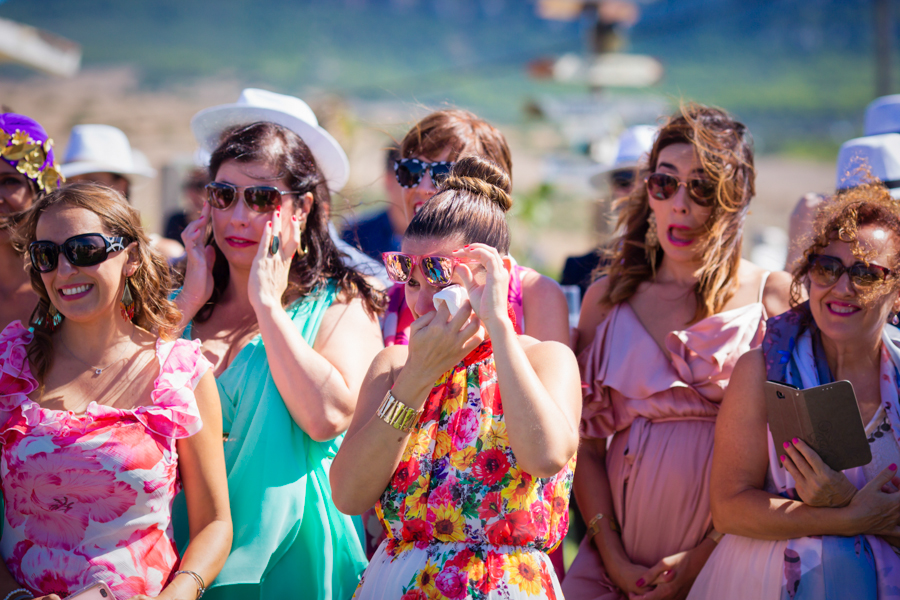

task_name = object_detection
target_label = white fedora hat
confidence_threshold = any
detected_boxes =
[191,88,350,192]
[835,133,900,199]
[61,124,156,180]
[864,95,900,136]
[590,124,657,188]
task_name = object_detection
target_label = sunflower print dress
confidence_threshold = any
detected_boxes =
[353,341,576,600]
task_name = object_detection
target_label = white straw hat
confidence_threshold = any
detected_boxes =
[61,124,156,180]
[191,88,350,192]
[835,133,900,199]
[864,95,900,136]
[590,124,657,188]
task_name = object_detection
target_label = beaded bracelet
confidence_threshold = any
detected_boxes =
[173,570,206,599]
[3,589,33,600]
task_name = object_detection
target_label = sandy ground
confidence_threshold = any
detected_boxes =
[2,67,836,276]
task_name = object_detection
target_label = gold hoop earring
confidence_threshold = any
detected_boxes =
[645,211,659,276]
[296,216,309,258]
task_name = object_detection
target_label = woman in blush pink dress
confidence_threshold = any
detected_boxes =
[562,104,793,600]
[0,184,231,600]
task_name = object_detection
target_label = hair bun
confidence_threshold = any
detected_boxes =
[440,155,513,212]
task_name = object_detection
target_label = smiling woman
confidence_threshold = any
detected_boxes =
[0,183,232,600]
[688,179,900,600]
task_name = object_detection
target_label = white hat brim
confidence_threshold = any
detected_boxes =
[191,104,350,192]
[589,160,640,189]
[61,161,156,180]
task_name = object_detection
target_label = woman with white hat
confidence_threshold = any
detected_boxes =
[173,89,385,599]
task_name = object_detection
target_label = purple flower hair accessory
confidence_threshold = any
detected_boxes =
[0,113,63,192]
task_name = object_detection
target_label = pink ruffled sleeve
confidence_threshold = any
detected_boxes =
[94,338,211,439]
[0,322,38,436]
[578,308,618,440]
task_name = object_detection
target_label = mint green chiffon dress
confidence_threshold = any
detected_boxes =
[174,282,367,599]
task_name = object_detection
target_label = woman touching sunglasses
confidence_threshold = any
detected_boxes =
[172,89,384,600]
[331,156,581,599]
[0,183,231,600]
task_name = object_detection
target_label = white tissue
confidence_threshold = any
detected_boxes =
[433,284,468,316]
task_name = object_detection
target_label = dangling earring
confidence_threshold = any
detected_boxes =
[892,312,899,326]
[296,215,309,258]
[47,303,63,332]
[645,211,660,276]
[120,279,135,321]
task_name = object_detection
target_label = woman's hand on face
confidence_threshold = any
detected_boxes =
[453,244,510,333]
[845,463,900,537]
[781,438,858,507]
[179,202,216,312]
[406,299,484,385]
[248,208,302,312]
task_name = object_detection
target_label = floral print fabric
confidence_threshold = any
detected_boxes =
[354,341,575,600]
[0,322,209,598]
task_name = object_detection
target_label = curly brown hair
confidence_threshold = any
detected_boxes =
[194,121,385,322]
[13,183,181,383]
[598,103,755,322]
[791,180,900,308]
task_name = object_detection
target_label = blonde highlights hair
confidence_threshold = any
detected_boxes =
[599,103,755,322]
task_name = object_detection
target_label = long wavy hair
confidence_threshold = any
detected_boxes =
[195,121,384,322]
[599,103,756,322]
[13,182,181,383]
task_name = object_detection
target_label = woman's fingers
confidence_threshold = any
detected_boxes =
[783,440,815,480]
[283,213,302,258]
[791,438,829,475]
[634,558,671,591]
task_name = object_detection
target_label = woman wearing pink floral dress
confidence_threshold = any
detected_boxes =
[0,184,231,600]
[331,156,581,599]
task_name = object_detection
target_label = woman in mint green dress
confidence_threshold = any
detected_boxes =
[173,89,385,599]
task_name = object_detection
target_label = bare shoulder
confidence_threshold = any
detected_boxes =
[761,270,794,317]
[521,270,566,304]
[575,277,612,354]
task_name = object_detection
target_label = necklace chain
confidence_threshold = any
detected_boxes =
[59,325,135,376]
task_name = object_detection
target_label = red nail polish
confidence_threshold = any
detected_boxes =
[783,441,790,449]
[636,578,645,587]
[780,455,786,462]
[891,464,898,471]
[792,437,799,444]
[292,215,297,221]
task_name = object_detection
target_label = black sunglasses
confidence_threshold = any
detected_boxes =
[206,181,302,213]
[645,172,717,207]
[29,233,129,273]
[393,158,456,189]
[609,169,636,190]
[807,254,892,289]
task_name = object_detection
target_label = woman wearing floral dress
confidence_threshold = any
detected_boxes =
[331,156,581,599]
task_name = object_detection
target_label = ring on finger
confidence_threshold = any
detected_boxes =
[269,234,281,256]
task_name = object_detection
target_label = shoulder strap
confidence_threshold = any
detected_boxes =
[758,271,771,304]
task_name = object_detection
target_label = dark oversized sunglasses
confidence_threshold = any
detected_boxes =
[645,172,717,207]
[206,181,302,213]
[382,251,477,287]
[807,254,892,289]
[29,233,129,273]
[609,169,636,191]
[393,158,456,189]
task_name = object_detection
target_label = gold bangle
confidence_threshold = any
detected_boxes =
[587,512,620,537]
[706,528,724,544]
[376,390,421,433]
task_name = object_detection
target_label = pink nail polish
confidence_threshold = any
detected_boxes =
[636,578,645,587]
[783,441,790,449]
[780,455,786,462]
[792,437,799,444]
[891,464,897,471]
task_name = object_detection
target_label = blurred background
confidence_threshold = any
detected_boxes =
[1,0,896,277]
